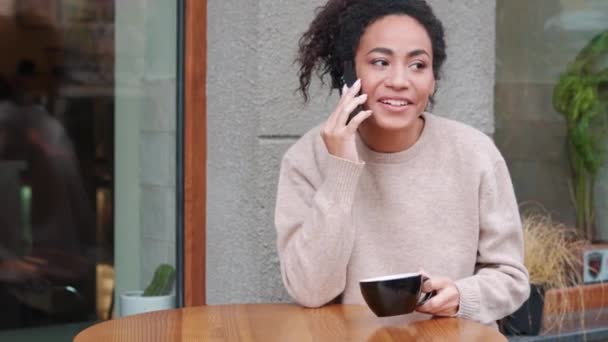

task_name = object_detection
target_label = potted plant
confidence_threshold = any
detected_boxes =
[500,213,585,335]
[120,263,176,317]
[553,30,608,241]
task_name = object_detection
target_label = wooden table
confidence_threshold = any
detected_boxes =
[74,304,506,341]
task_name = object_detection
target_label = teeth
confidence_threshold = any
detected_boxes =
[381,99,409,106]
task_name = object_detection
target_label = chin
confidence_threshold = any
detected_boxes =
[367,110,421,131]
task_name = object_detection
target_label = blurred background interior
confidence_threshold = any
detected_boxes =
[0,0,177,340]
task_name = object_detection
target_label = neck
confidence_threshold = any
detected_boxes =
[358,115,425,153]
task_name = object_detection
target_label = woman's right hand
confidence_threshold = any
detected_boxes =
[321,79,372,162]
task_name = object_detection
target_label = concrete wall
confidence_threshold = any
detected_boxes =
[207,0,497,304]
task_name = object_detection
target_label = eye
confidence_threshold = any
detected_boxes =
[410,62,427,71]
[372,59,389,67]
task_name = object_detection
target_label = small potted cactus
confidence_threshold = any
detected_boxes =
[120,264,176,317]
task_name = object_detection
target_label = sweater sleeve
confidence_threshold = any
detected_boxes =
[454,159,530,324]
[274,152,364,307]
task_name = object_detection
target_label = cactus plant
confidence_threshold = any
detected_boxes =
[143,264,175,296]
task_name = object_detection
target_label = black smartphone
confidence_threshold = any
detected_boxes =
[342,60,363,125]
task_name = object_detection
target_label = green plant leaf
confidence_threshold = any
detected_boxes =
[143,264,176,296]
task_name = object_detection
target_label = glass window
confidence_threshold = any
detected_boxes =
[496,0,608,235]
[0,1,178,340]
[496,0,608,336]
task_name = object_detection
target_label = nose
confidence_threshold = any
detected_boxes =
[384,65,411,90]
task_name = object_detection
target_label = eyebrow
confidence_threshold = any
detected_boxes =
[366,47,430,58]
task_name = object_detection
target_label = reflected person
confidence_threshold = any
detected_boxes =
[0,74,93,328]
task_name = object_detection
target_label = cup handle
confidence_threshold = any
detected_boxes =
[417,290,436,306]
[417,276,437,306]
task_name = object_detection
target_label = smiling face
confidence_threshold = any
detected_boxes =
[354,14,435,131]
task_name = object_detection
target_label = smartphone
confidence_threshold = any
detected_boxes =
[342,60,363,125]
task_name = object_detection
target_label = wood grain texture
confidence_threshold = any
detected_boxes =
[74,304,506,342]
[544,283,608,315]
[541,283,608,335]
[184,0,207,306]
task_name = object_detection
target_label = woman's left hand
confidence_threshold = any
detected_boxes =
[416,273,460,317]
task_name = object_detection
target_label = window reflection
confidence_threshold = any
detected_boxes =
[496,0,608,337]
[0,0,114,332]
[496,0,608,229]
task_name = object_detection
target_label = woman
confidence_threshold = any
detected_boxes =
[274,0,529,325]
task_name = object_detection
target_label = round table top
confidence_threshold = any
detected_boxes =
[74,304,506,342]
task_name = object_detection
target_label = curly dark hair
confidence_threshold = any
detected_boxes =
[296,0,446,102]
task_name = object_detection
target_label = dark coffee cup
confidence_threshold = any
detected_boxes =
[359,272,434,317]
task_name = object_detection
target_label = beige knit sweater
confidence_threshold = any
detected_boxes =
[274,112,530,325]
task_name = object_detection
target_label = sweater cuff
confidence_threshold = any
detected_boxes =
[454,277,481,321]
[324,155,364,204]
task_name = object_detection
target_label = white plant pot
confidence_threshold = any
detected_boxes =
[119,290,176,317]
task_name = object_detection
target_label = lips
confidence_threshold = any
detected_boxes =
[377,97,414,111]
[379,99,411,106]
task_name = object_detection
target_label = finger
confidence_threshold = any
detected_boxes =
[327,83,354,129]
[350,78,361,93]
[418,269,431,279]
[338,94,368,126]
[324,110,339,133]
[432,301,459,317]
[326,79,362,131]
[419,269,432,291]
[435,307,459,317]
[418,286,459,316]
[421,278,434,293]
[417,288,451,314]
[422,277,451,293]
[419,269,433,287]
[345,110,372,132]
[341,83,348,95]
[338,79,361,106]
